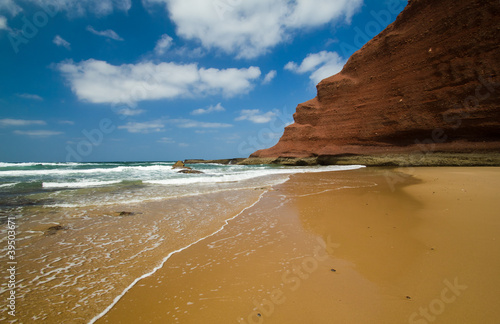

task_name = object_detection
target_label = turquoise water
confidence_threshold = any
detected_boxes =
[0,161,363,211]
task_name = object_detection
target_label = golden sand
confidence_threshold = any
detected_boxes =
[96,167,500,323]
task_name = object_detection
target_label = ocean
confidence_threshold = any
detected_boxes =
[0,161,364,323]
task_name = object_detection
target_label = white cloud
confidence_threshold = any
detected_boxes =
[285,50,346,84]
[15,93,43,101]
[0,16,9,30]
[286,0,362,27]
[118,120,165,133]
[142,0,363,59]
[14,130,63,136]
[0,119,46,127]
[53,35,71,50]
[191,103,225,115]
[157,137,174,144]
[0,0,22,17]
[86,25,123,41]
[57,59,261,104]
[171,118,232,129]
[235,109,277,124]
[172,46,205,58]
[262,70,277,84]
[154,34,173,55]
[117,108,146,116]
[178,143,189,147]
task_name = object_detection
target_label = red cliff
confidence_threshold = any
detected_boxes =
[251,0,500,162]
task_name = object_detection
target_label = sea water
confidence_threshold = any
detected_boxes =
[0,161,363,322]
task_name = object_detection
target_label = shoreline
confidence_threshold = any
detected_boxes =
[95,166,500,323]
[89,190,269,324]
[184,152,500,167]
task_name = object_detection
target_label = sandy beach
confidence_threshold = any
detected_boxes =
[94,167,500,323]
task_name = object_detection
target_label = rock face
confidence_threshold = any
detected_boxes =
[184,158,246,165]
[251,0,500,160]
[172,161,186,169]
[172,160,204,174]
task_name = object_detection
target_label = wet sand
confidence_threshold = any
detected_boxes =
[96,167,500,323]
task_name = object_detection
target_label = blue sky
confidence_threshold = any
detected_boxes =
[0,0,407,162]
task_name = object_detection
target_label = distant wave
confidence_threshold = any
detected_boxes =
[146,165,365,186]
[0,182,19,188]
[42,180,123,189]
[0,165,177,177]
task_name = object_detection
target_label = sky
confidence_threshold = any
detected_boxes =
[0,0,407,162]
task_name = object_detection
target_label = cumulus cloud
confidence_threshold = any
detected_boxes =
[53,35,71,50]
[154,34,173,55]
[57,59,261,104]
[0,119,46,127]
[191,103,225,115]
[285,50,346,84]
[86,25,123,41]
[15,93,43,101]
[235,109,277,124]
[14,130,63,136]
[262,70,277,84]
[142,0,363,58]
[118,120,165,133]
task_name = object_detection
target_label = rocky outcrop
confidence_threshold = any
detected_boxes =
[184,158,246,165]
[172,161,186,169]
[45,225,68,236]
[251,0,500,163]
[172,160,204,174]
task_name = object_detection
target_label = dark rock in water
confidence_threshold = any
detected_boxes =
[177,169,204,174]
[45,225,67,236]
[172,160,203,173]
[118,211,135,216]
[172,161,186,169]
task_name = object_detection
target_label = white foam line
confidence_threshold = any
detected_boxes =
[87,190,268,324]
[45,178,289,209]
[0,182,18,188]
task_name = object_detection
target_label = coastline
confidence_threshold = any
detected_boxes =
[184,152,500,167]
[95,166,500,323]
[238,152,500,166]
[1,163,364,323]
